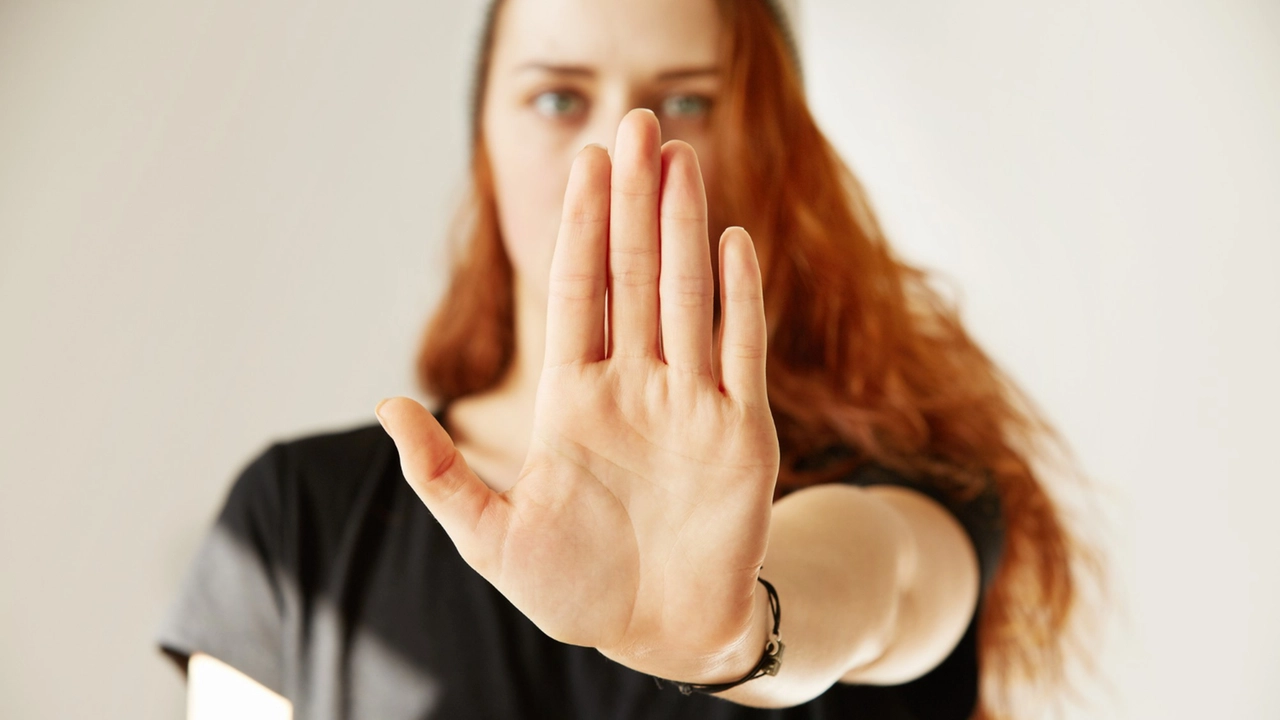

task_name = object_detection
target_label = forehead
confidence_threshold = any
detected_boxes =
[491,0,724,71]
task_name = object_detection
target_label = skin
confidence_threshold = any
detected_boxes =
[188,0,980,714]
[442,0,729,483]
[186,653,290,720]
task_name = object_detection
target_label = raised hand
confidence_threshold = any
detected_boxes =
[377,108,780,682]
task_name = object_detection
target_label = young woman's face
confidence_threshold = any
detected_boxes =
[480,0,726,300]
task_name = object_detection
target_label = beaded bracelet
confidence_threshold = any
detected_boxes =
[650,577,785,695]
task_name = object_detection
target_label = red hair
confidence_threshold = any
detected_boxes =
[418,1,1100,717]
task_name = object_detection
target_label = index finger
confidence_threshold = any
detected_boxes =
[544,144,612,368]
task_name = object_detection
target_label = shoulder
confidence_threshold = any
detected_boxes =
[218,420,401,536]
[158,421,403,691]
[271,421,395,489]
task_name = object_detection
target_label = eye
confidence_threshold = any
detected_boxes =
[532,90,586,119]
[660,94,713,119]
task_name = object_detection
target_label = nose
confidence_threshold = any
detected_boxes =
[584,98,661,158]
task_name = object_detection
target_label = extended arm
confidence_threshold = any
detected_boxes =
[710,483,980,708]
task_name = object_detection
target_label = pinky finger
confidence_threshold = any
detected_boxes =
[717,227,769,407]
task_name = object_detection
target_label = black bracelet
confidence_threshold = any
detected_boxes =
[650,576,785,695]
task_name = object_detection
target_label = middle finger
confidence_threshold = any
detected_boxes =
[607,108,663,360]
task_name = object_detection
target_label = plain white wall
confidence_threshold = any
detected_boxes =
[0,1,482,717]
[800,1,1280,718]
[1,0,1276,718]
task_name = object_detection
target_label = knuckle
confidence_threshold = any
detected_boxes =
[659,209,707,223]
[728,342,767,361]
[662,275,712,307]
[610,243,658,257]
[563,208,608,225]
[726,288,764,304]
[613,184,660,198]
[550,271,602,300]
[610,269,658,287]
[428,446,462,485]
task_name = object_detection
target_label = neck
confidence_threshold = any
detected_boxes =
[502,275,548,403]
[441,276,547,490]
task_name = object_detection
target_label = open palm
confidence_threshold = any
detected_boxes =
[378,109,780,681]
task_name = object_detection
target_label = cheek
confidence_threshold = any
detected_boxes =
[488,135,574,295]
[689,146,725,243]
[700,156,721,225]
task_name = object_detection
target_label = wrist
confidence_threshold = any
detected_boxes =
[672,580,774,685]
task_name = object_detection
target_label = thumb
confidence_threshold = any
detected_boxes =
[375,397,509,572]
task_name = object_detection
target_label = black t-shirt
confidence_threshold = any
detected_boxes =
[157,406,1005,719]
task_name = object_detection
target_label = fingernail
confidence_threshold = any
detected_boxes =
[375,398,392,423]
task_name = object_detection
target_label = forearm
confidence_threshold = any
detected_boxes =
[707,483,915,707]
[680,481,979,709]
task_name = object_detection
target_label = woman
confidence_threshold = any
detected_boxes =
[158,0,1090,718]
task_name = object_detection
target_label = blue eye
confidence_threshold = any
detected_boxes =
[661,94,712,118]
[533,91,585,118]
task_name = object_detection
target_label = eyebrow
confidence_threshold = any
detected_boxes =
[513,62,721,81]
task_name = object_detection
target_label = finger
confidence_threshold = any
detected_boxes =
[658,141,714,377]
[717,227,769,407]
[608,108,662,359]
[545,144,611,367]
[376,397,509,572]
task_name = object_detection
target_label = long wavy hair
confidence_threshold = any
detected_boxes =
[417,1,1101,717]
